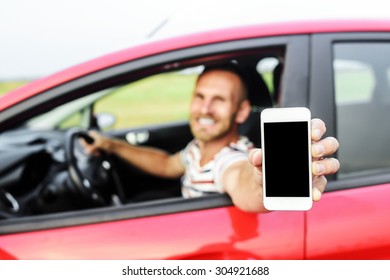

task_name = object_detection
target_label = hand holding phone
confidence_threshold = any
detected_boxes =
[261,107,312,211]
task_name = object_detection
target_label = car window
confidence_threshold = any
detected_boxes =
[334,42,390,178]
[94,70,198,130]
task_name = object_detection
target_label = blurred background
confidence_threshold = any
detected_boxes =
[1,0,388,94]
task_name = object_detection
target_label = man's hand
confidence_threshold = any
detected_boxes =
[248,118,340,203]
[80,131,111,156]
[310,118,340,200]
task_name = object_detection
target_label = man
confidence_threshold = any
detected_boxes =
[84,64,340,213]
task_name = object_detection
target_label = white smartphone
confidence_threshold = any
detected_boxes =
[260,107,312,211]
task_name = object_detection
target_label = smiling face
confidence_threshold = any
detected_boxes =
[189,69,250,144]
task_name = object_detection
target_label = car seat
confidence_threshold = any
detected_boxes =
[238,66,273,147]
[272,61,284,105]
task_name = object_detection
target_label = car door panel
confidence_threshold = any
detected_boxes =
[0,207,304,260]
[306,184,390,259]
[109,121,192,153]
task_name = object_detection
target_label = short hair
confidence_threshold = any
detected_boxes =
[198,62,249,101]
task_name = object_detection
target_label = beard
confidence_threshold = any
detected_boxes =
[189,113,237,142]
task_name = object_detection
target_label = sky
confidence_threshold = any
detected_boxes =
[1,0,389,80]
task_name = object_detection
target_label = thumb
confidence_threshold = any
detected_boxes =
[248,148,263,168]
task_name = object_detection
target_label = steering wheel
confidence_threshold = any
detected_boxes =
[65,128,126,206]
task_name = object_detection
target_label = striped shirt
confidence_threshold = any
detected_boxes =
[180,136,254,198]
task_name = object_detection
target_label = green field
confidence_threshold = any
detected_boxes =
[0,81,28,96]
[94,73,197,128]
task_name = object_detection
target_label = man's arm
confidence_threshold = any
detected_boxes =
[84,131,185,178]
[222,159,267,213]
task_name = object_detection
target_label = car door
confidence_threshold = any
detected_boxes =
[0,34,310,260]
[307,32,390,259]
[0,202,306,259]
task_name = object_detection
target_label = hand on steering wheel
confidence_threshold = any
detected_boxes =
[65,128,125,206]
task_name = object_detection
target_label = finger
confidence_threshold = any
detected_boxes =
[88,130,100,140]
[79,137,88,148]
[312,175,327,201]
[312,158,340,176]
[312,136,339,158]
[311,118,326,141]
[80,131,100,155]
[82,144,97,155]
[248,148,262,168]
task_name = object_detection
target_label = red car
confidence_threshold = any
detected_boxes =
[1,19,390,260]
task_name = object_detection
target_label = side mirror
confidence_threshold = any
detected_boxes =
[96,112,116,129]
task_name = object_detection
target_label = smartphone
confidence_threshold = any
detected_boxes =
[260,107,312,211]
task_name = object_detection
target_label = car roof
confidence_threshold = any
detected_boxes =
[1,19,390,111]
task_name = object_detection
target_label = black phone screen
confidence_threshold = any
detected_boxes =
[263,121,310,197]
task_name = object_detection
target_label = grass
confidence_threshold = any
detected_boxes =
[0,81,29,96]
[94,72,197,128]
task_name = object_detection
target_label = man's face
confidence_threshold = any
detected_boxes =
[189,70,244,142]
